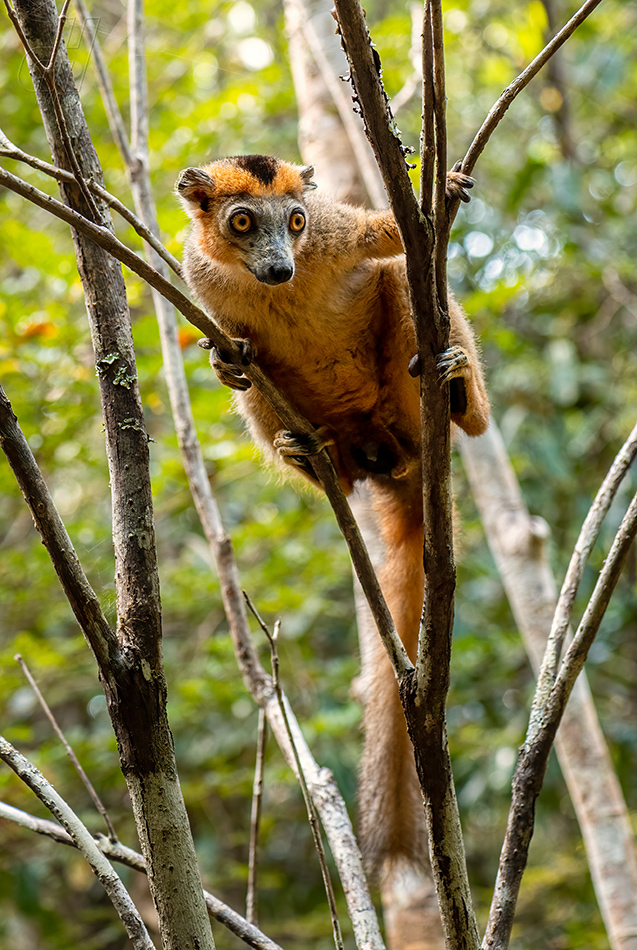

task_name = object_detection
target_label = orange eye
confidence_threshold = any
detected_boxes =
[290,211,306,233]
[230,211,253,233]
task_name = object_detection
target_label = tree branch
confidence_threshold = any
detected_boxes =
[15,653,117,841]
[246,708,267,926]
[6,1,215,943]
[0,738,156,950]
[0,129,182,278]
[0,800,285,950]
[536,420,637,690]
[419,0,435,214]
[332,2,477,946]
[448,0,604,228]
[460,422,637,950]
[483,488,637,949]
[0,385,119,674]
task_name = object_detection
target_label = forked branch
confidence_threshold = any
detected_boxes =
[0,737,156,950]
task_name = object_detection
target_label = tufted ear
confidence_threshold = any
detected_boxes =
[300,165,317,191]
[175,167,216,215]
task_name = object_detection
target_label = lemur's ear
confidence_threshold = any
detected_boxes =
[176,167,216,215]
[300,165,317,191]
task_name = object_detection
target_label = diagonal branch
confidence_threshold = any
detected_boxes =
[447,0,604,228]
[0,800,284,950]
[0,737,156,950]
[0,385,119,673]
[0,129,182,277]
[536,420,637,689]
[15,654,117,841]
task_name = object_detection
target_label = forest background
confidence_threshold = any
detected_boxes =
[0,0,636,947]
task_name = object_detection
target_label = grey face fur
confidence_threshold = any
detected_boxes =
[217,194,308,286]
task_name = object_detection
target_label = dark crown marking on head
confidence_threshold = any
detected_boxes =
[232,154,279,188]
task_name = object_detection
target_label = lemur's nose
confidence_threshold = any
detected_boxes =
[267,263,294,284]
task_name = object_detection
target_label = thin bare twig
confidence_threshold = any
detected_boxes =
[419,0,434,214]
[75,0,134,166]
[247,708,267,926]
[0,800,285,950]
[244,595,344,950]
[15,653,118,841]
[430,0,449,311]
[536,420,637,695]
[2,0,102,219]
[0,130,182,278]
[0,738,156,950]
[448,0,604,229]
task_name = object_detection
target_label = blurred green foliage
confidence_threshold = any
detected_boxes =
[1,0,636,947]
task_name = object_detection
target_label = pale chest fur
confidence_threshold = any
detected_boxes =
[205,258,388,422]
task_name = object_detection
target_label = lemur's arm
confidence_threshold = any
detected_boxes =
[323,168,475,265]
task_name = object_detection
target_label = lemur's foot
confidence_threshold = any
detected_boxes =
[273,425,335,459]
[199,337,253,391]
[436,345,470,383]
[437,345,471,416]
[446,162,474,203]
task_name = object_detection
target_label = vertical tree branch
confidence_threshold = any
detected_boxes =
[6,2,215,946]
[420,0,435,214]
[332,2,478,946]
[247,709,267,926]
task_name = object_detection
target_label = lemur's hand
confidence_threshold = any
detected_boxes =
[273,425,334,459]
[446,161,474,203]
[199,337,253,391]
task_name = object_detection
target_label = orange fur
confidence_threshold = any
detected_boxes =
[200,159,306,198]
[177,156,489,878]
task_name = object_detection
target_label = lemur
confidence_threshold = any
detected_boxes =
[177,154,489,879]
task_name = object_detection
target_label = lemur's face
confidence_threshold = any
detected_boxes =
[176,157,316,286]
[216,193,308,285]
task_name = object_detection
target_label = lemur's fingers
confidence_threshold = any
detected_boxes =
[213,366,252,391]
[273,425,335,459]
[446,164,474,203]
[206,339,254,391]
[436,345,470,384]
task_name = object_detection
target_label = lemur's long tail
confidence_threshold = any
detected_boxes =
[357,478,428,879]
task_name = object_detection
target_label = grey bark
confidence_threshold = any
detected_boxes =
[9,2,214,946]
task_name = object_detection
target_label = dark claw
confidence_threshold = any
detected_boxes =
[446,167,475,203]
[436,345,469,384]
[408,354,421,378]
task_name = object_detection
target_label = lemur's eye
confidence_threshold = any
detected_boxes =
[230,211,253,233]
[289,211,306,233]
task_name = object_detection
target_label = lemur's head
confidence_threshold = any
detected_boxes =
[176,155,317,286]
